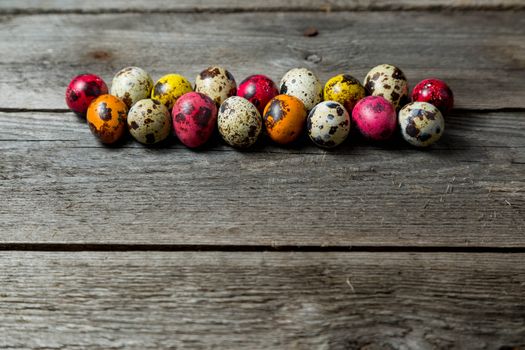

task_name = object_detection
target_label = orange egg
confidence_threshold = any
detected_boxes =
[262,94,307,145]
[86,94,128,144]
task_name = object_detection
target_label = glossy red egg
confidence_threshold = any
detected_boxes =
[411,78,454,114]
[351,96,397,141]
[237,74,279,115]
[65,74,108,116]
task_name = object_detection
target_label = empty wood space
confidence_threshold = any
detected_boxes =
[0,1,524,348]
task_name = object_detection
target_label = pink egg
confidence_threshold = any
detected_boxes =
[172,92,218,148]
[351,96,397,141]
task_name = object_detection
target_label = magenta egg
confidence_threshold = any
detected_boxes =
[237,74,279,115]
[172,92,218,148]
[411,78,454,114]
[351,96,397,141]
[65,74,108,116]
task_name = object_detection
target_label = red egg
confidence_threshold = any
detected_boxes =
[237,74,279,115]
[65,74,108,116]
[172,92,217,148]
[411,78,454,114]
[351,96,397,141]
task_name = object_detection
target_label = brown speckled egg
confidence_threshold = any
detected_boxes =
[127,99,171,144]
[110,66,153,109]
[307,101,350,148]
[398,101,445,147]
[279,67,322,111]
[364,64,409,110]
[195,66,237,106]
[218,96,262,148]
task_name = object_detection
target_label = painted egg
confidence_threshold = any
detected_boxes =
[236,74,279,115]
[65,74,108,116]
[279,68,322,111]
[86,94,128,144]
[151,74,193,109]
[172,92,218,148]
[263,94,307,145]
[127,99,171,145]
[399,102,445,147]
[218,96,262,148]
[307,101,350,148]
[110,67,153,109]
[364,64,409,110]
[411,78,454,114]
[323,74,365,113]
[195,66,237,106]
[351,96,397,141]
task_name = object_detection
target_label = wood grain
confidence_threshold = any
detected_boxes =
[0,11,524,110]
[2,0,525,13]
[0,110,523,247]
[1,251,524,349]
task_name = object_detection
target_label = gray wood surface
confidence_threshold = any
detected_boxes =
[1,109,523,247]
[0,11,524,110]
[2,0,524,13]
[1,251,524,349]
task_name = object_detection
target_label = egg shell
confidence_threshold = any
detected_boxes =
[172,92,218,148]
[195,66,237,106]
[65,74,108,116]
[237,74,279,115]
[307,101,350,148]
[263,94,307,145]
[151,74,193,110]
[364,64,409,110]
[351,96,397,141]
[218,96,262,148]
[279,68,322,111]
[127,99,171,145]
[110,67,154,109]
[86,94,128,144]
[399,101,445,147]
[411,78,454,114]
[323,74,365,113]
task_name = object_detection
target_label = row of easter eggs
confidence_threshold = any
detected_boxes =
[65,64,453,148]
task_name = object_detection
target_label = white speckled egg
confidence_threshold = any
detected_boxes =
[279,68,323,111]
[307,101,350,148]
[364,64,409,110]
[127,99,171,144]
[218,96,262,148]
[398,101,444,147]
[110,67,154,109]
[195,66,237,106]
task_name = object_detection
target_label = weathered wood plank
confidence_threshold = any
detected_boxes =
[1,0,524,13]
[1,251,524,349]
[0,110,523,247]
[0,11,524,110]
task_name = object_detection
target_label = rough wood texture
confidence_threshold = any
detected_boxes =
[0,11,524,110]
[0,110,523,246]
[1,251,524,349]
[1,0,525,13]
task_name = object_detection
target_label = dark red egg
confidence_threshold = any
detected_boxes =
[65,74,108,116]
[237,74,279,115]
[411,78,454,114]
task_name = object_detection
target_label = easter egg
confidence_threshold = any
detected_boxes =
[364,64,409,110]
[263,94,307,145]
[127,99,171,145]
[351,96,397,141]
[151,74,193,109]
[195,66,237,106]
[237,74,279,115]
[279,68,322,111]
[86,94,128,144]
[323,74,365,113]
[172,92,218,148]
[411,78,454,114]
[65,74,108,116]
[307,101,350,148]
[218,96,262,148]
[398,102,445,147]
[110,67,153,109]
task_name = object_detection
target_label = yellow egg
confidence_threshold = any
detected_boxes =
[323,74,365,113]
[151,74,193,109]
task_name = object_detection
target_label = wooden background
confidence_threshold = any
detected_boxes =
[0,1,524,349]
